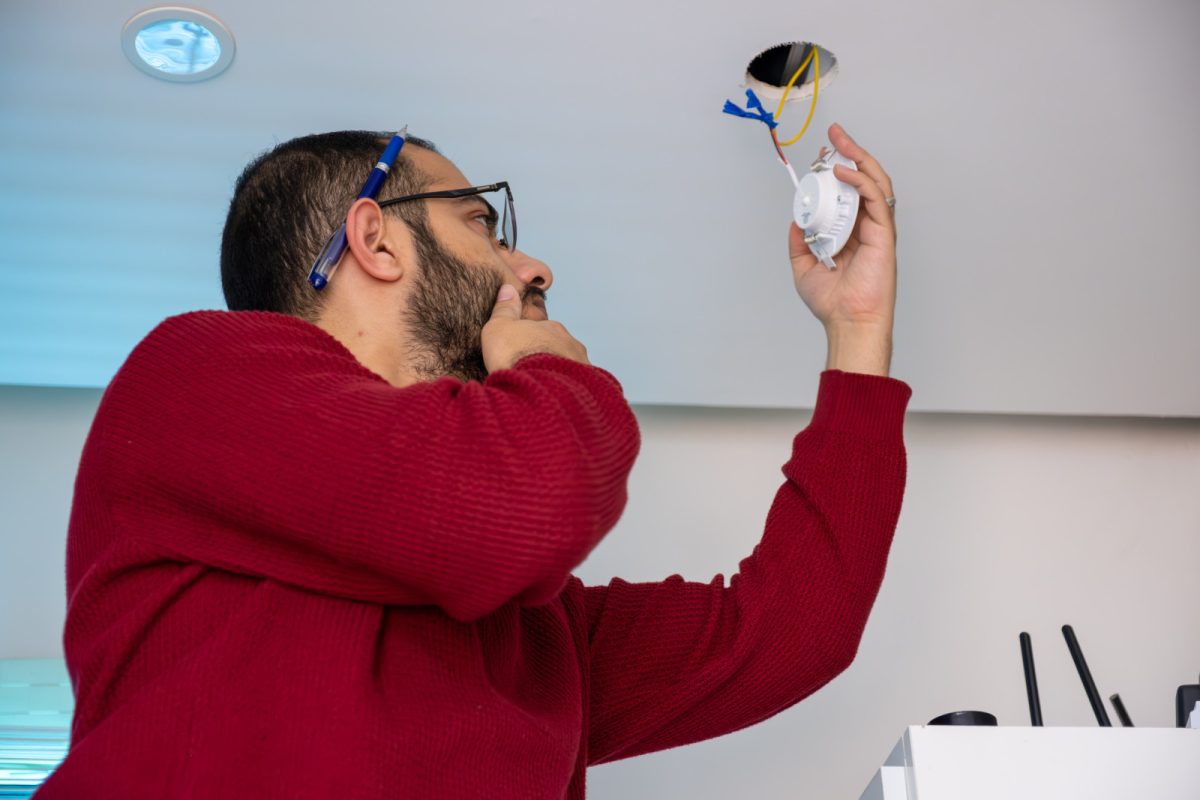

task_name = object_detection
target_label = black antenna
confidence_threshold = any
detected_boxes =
[1019,632,1043,726]
[1109,693,1134,727]
[1062,624,1111,726]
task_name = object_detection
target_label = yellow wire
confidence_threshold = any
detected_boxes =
[772,47,814,120]
[773,45,820,147]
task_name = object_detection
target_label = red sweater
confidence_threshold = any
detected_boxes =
[40,310,911,799]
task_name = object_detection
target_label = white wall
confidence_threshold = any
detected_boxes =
[0,386,98,656]
[2,385,1198,798]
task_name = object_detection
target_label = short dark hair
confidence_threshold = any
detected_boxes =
[220,130,440,319]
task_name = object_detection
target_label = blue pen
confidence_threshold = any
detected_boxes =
[308,125,409,290]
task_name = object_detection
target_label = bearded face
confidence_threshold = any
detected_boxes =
[401,218,507,383]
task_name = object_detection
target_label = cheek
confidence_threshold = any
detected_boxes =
[498,264,524,286]
[469,268,505,318]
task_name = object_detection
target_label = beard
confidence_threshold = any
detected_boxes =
[401,220,505,383]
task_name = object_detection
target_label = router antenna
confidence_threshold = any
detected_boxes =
[1109,693,1134,727]
[1019,632,1043,726]
[1062,624,1111,726]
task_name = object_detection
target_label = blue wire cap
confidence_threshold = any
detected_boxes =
[722,89,778,129]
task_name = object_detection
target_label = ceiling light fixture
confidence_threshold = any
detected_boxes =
[121,6,235,82]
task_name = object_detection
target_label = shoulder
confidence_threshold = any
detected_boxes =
[137,309,330,357]
[135,309,367,369]
[109,310,380,400]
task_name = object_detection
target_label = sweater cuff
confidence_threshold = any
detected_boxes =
[808,369,912,442]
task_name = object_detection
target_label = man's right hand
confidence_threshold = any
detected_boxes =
[482,284,591,373]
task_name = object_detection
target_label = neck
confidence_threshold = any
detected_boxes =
[317,305,419,389]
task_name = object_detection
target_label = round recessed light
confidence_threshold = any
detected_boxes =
[121,7,235,82]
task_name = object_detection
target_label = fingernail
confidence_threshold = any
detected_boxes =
[498,285,517,301]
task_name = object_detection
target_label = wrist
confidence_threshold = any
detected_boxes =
[824,320,893,377]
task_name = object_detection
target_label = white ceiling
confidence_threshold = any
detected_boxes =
[2,0,1198,415]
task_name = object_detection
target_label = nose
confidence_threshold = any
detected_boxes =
[503,248,554,294]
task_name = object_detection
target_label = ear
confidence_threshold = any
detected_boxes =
[343,198,406,283]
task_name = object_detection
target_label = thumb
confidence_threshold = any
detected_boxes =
[491,284,522,320]
[788,220,812,262]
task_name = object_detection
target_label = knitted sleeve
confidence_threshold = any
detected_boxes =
[97,313,641,622]
[578,370,911,763]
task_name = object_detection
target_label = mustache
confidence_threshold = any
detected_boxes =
[483,276,545,306]
[477,283,547,325]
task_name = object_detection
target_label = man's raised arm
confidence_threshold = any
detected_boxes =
[87,310,640,623]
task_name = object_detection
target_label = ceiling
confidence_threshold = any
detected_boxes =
[2,0,1198,415]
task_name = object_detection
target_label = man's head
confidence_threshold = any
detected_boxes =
[220,131,552,384]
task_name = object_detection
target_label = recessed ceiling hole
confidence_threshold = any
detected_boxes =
[744,41,838,105]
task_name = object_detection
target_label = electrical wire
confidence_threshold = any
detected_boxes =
[722,43,821,183]
[773,46,815,120]
[773,45,820,147]
[770,127,800,186]
[770,128,787,163]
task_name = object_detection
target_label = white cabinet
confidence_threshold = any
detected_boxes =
[859,726,1200,800]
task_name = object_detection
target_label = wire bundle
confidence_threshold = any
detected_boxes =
[723,45,821,179]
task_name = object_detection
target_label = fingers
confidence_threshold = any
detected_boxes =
[787,220,812,262]
[828,123,894,203]
[833,163,895,231]
[491,284,522,320]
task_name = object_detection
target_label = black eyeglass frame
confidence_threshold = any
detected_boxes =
[378,181,516,252]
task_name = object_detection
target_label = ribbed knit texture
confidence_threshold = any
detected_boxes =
[38,310,911,799]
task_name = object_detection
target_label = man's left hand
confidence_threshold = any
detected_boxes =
[788,123,897,376]
[789,123,897,332]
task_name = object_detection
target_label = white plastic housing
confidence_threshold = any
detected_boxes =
[793,149,859,269]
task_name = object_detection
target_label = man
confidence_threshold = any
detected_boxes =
[40,123,909,798]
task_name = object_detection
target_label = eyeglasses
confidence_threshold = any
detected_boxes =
[379,181,516,252]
